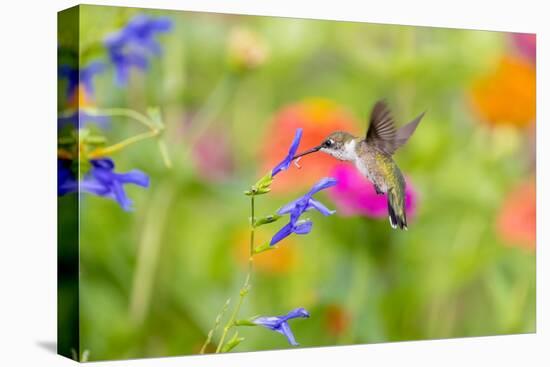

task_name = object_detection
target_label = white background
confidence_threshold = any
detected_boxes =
[0,0,547,366]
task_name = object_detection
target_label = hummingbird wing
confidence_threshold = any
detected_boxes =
[366,100,424,155]
[391,111,425,153]
[365,100,398,154]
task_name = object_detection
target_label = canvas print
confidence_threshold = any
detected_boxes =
[57,5,536,362]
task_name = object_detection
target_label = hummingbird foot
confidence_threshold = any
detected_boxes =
[374,184,384,195]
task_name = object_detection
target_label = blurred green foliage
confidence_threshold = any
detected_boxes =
[59,5,535,361]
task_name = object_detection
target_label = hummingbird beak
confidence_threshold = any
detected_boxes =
[292,145,322,160]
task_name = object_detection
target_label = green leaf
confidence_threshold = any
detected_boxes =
[253,242,277,255]
[255,188,271,195]
[234,319,257,326]
[85,134,107,145]
[245,172,274,196]
[221,332,245,353]
[244,187,270,196]
[254,214,281,227]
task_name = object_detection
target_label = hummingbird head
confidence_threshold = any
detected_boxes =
[293,131,357,162]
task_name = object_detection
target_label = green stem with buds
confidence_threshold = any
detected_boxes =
[200,298,231,354]
[202,172,281,353]
[214,193,256,353]
[88,129,160,158]
[79,107,157,130]
[249,195,255,274]
[58,107,172,167]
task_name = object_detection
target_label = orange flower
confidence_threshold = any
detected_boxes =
[496,179,536,251]
[261,98,359,192]
[324,304,351,337]
[470,56,536,128]
[232,228,297,274]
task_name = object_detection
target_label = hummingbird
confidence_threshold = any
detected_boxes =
[292,100,425,230]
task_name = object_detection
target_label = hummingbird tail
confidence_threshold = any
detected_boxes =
[387,188,407,230]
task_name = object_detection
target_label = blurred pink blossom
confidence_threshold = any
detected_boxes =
[192,130,234,182]
[512,33,536,63]
[327,164,417,219]
[496,179,535,251]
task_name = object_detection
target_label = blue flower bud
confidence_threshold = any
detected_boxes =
[271,128,302,177]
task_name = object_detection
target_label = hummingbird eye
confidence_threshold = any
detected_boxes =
[324,139,334,148]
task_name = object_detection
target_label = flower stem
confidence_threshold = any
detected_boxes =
[129,182,174,324]
[249,195,255,274]
[87,130,160,158]
[81,107,157,130]
[216,287,247,353]
[157,139,172,168]
[63,106,171,167]
[200,298,231,354]
[182,73,236,159]
[215,193,256,353]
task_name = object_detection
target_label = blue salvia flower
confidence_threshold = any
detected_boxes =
[104,14,173,86]
[58,159,76,196]
[58,61,105,97]
[58,110,110,130]
[58,158,149,211]
[268,219,313,247]
[271,128,302,177]
[277,177,338,217]
[270,177,337,246]
[253,308,310,346]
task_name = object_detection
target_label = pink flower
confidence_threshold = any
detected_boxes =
[511,33,536,64]
[327,164,417,219]
[496,179,536,251]
[192,130,234,182]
